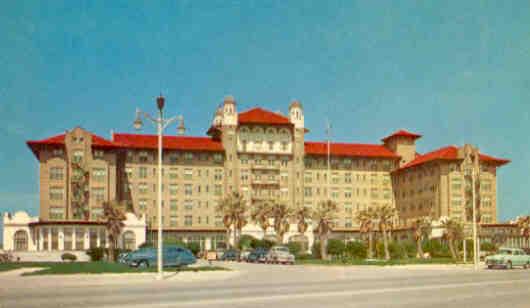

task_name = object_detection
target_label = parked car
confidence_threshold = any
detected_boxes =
[485,247,530,269]
[247,248,268,263]
[220,249,240,261]
[127,246,196,268]
[265,245,295,265]
[239,250,251,262]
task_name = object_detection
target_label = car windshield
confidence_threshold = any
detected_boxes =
[276,247,289,253]
[499,249,512,255]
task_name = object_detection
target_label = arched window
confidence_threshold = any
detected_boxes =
[14,230,28,251]
[122,231,136,250]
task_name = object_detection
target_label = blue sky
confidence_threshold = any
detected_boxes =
[1,1,528,239]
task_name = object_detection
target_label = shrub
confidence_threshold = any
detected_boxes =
[86,248,105,261]
[423,239,451,258]
[287,242,302,257]
[250,238,275,250]
[344,241,367,259]
[186,242,201,255]
[400,240,417,258]
[481,241,497,252]
[238,235,256,250]
[327,239,346,256]
[376,241,408,259]
[61,252,77,262]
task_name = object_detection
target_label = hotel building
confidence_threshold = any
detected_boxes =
[3,96,510,252]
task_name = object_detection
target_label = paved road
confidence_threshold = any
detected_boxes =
[1,262,529,308]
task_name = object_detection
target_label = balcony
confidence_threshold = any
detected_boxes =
[251,177,280,186]
[250,164,280,171]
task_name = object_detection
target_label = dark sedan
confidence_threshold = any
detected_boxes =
[247,248,268,263]
[220,249,240,261]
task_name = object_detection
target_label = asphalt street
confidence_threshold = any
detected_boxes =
[1,262,529,308]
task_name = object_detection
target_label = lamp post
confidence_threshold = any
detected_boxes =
[134,95,185,280]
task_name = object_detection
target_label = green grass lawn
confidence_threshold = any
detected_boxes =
[296,257,461,266]
[0,262,228,275]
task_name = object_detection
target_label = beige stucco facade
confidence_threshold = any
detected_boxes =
[7,96,508,252]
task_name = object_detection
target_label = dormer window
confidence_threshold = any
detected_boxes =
[72,150,84,163]
[52,149,64,156]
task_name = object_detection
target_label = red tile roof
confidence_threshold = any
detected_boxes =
[26,132,118,157]
[382,129,422,142]
[113,133,224,152]
[238,107,292,126]
[397,145,510,171]
[304,141,400,159]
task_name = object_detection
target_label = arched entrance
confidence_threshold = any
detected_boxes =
[14,230,28,251]
[122,231,136,250]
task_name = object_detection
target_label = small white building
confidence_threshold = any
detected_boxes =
[3,211,146,252]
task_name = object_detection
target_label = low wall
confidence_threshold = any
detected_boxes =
[12,251,90,262]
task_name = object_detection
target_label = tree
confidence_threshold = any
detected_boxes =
[441,217,464,261]
[357,207,376,259]
[102,200,126,262]
[312,200,337,260]
[373,205,396,260]
[294,206,312,235]
[250,201,273,236]
[411,217,432,259]
[516,216,530,248]
[271,202,293,244]
[216,192,248,248]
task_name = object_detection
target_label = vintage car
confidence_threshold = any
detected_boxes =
[219,249,240,261]
[265,245,295,265]
[485,247,530,269]
[247,248,269,263]
[126,246,196,268]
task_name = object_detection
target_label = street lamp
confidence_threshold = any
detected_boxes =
[134,95,185,280]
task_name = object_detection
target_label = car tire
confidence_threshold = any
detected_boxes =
[524,262,529,269]
[138,260,149,268]
[506,261,513,270]
[487,265,493,269]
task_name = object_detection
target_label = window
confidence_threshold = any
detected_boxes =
[215,216,223,227]
[370,188,378,199]
[184,152,194,161]
[331,189,339,199]
[169,168,178,179]
[139,167,148,179]
[185,215,193,226]
[169,154,178,164]
[93,150,104,158]
[92,168,106,182]
[139,151,149,163]
[214,169,223,181]
[184,184,192,196]
[383,188,391,200]
[281,142,288,151]
[184,200,193,210]
[72,150,84,163]
[170,184,178,196]
[49,167,64,180]
[138,183,148,194]
[451,177,462,190]
[332,173,339,184]
[91,187,105,202]
[139,199,147,211]
[481,180,492,192]
[304,171,312,183]
[170,215,178,227]
[125,167,133,178]
[344,173,352,183]
[52,148,64,156]
[268,141,274,151]
[90,208,103,220]
[241,170,249,182]
[214,154,223,163]
[184,168,193,180]
[214,185,222,196]
[49,207,64,220]
[345,188,352,198]
[482,196,492,207]
[170,200,178,211]
[304,187,312,197]
[49,187,64,201]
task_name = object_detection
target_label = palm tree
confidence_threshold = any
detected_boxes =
[441,217,464,261]
[216,192,247,248]
[373,205,396,260]
[357,207,376,259]
[102,200,126,262]
[312,200,337,260]
[271,202,293,244]
[294,206,312,235]
[516,216,530,248]
[251,201,273,236]
[412,217,432,259]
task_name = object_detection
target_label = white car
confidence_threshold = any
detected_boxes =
[266,246,295,265]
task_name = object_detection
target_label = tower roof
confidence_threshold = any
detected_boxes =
[238,107,292,126]
[381,129,422,143]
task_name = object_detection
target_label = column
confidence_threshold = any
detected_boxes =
[84,228,90,250]
[97,229,101,248]
[58,228,64,250]
[72,227,76,250]
[38,228,44,251]
[205,237,212,251]
[47,228,52,251]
